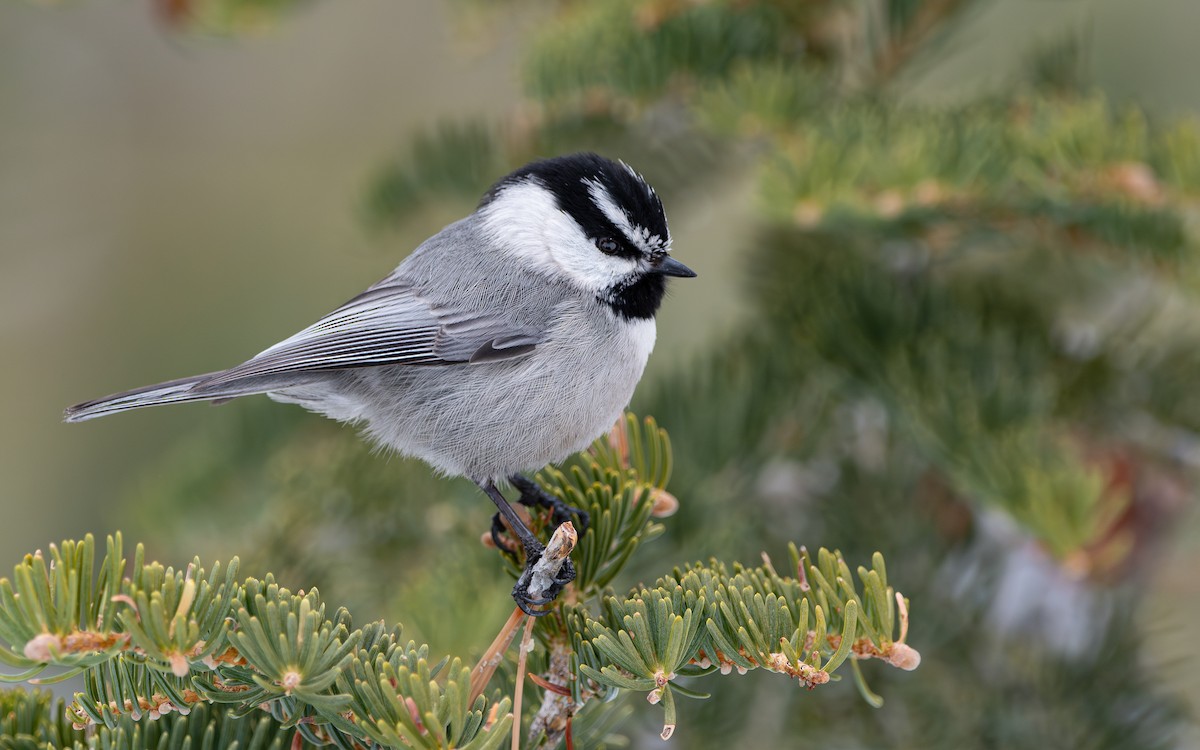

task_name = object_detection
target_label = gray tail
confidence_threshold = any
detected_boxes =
[63,372,273,423]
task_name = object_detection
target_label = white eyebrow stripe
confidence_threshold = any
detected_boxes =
[584,177,635,238]
[583,177,671,255]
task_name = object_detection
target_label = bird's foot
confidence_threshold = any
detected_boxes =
[510,474,591,536]
[511,540,576,617]
[478,478,579,615]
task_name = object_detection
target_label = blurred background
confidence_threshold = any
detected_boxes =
[3,0,1200,746]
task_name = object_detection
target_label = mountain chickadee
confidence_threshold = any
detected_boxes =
[65,152,696,615]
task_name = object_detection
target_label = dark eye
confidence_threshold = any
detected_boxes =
[596,237,620,255]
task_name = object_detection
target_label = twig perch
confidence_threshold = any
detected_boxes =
[512,615,537,750]
[469,608,527,706]
[468,522,578,706]
[527,521,577,601]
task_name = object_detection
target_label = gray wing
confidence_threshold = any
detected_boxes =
[196,281,542,388]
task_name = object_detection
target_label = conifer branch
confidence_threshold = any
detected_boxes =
[0,415,918,747]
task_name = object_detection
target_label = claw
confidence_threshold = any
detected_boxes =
[512,571,554,616]
[514,594,550,617]
[510,544,576,615]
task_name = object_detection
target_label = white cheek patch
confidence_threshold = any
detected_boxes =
[479,181,640,294]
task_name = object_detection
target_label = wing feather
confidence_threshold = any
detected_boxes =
[197,282,541,388]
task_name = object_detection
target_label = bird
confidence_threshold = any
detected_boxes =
[65,152,696,615]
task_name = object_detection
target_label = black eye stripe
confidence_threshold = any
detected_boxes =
[594,236,639,261]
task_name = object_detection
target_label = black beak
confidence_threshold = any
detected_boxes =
[653,255,697,278]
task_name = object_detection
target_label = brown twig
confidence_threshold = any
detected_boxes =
[468,607,527,706]
[469,522,578,705]
[469,521,579,744]
[512,615,537,750]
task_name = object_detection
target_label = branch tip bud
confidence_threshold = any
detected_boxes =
[23,633,60,662]
[168,653,189,677]
[887,643,921,671]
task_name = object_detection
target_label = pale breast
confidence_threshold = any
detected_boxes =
[349,299,657,481]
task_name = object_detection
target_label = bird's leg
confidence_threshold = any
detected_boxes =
[478,479,576,617]
[489,513,520,559]
[508,473,591,536]
[489,474,590,563]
